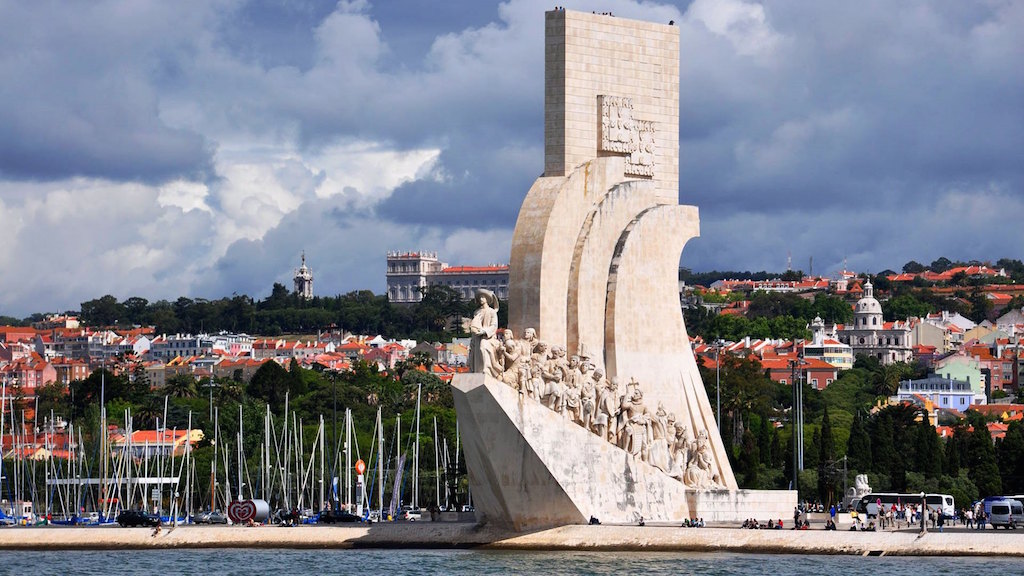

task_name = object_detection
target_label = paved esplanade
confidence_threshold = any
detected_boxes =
[452,9,795,531]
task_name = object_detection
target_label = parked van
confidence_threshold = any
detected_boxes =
[988,499,1023,529]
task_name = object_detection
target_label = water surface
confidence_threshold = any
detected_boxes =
[0,549,1016,575]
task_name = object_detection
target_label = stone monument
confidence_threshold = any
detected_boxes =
[453,9,795,531]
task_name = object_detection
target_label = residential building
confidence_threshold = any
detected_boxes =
[933,354,986,398]
[893,375,985,413]
[149,334,214,359]
[802,316,854,371]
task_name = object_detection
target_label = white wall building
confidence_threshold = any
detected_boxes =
[386,251,509,303]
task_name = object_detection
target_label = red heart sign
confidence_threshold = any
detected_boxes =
[228,500,256,523]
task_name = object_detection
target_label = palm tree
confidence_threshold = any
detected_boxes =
[165,374,198,399]
[872,363,911,397]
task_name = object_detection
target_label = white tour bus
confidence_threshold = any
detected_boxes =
[856,493,955,520]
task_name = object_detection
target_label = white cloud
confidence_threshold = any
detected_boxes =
[686,0,783,58]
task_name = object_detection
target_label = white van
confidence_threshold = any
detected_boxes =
[988,499,1023,529]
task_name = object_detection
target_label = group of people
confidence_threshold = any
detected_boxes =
[741,518,794,530]
[467,288,722,489]
[961,506,989,529]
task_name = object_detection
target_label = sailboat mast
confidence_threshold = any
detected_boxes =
[413,383,421,510]
[210,408,218,512]
[376,407,383,518]
[433,416,440,510]
[237,403,243,500]
[345,408,352,510]
[319,415,325,512]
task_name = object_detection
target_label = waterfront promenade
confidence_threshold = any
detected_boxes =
[0,523,1021,556]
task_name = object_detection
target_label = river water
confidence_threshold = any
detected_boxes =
[0,549,1017,575]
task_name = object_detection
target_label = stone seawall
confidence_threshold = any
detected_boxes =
[0,525,1020,556]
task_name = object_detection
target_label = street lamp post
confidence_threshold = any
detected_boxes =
[205,375,218,423]
[715,340,723,430]
[920,492,927,534]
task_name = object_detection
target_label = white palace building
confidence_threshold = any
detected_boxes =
[385,251,509,304]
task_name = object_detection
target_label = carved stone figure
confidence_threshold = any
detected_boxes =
[525,341,549,399]
[646,402,670,472]
[499,336,525,391]
[520,328,539,357]
[854,474,871,497]
[581,369,600,432]
[595,376,618,441]
[543,345,568,412]
[683,430,721,489]
[563,355,582,423]
[468,289,501,378]
[621,384,650,459]
[668,424,690,479]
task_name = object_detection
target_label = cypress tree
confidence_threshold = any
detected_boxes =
[871,413,896,475]
[819,405,836,463]
[740,428,760,487]
[913,421,943,476]
[818,406,837,505]
[758,416,773,466]
[997,422,1024,494]
[846,409,872,472]
[806,427,821,469]
[967,425,1002,497]
[770,431,782,468]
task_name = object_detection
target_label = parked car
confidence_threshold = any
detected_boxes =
[400,506,422,521]
[318,509,363,524]
[195,510,229,524]
[116,510,160,527]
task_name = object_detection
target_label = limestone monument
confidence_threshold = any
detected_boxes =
[453,9,795,530]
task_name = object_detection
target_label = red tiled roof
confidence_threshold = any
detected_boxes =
[440,265,509,274]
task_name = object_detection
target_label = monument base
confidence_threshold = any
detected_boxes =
[453,373,795,530]
[687,489,797,524]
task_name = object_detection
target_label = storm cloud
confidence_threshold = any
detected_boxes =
[0,0,1020,317]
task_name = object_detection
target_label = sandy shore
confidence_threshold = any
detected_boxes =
[1,524,1021,556]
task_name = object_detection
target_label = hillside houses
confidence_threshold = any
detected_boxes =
[0,318,478,424]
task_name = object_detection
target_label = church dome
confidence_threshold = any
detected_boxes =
[855,280,882,315]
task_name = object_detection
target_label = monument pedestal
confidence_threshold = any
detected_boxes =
[454,374,795,529]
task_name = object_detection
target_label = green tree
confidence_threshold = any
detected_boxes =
[911,420,944,475]
[996,421,1024,494]
[930,257,953,273]
[902,261,927,273]
[870,412,897,475]
[35,381,69,421]
[817,406,838,504]
[882,294,932,321]
[739,428,760,487]
[846,409,872,471]
[164,374,198,399]
[806,427,820,469]
[811,293,854,325]
[967,425,1002,497]
[871,363,912,397]
[247,360,292,412]
[967,291,993,323]
[79,294,126,326]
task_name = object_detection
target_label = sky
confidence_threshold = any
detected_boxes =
[0,0,1021,317]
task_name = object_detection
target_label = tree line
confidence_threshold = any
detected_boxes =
[699,354,1021,508]
[65,285,496,341]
